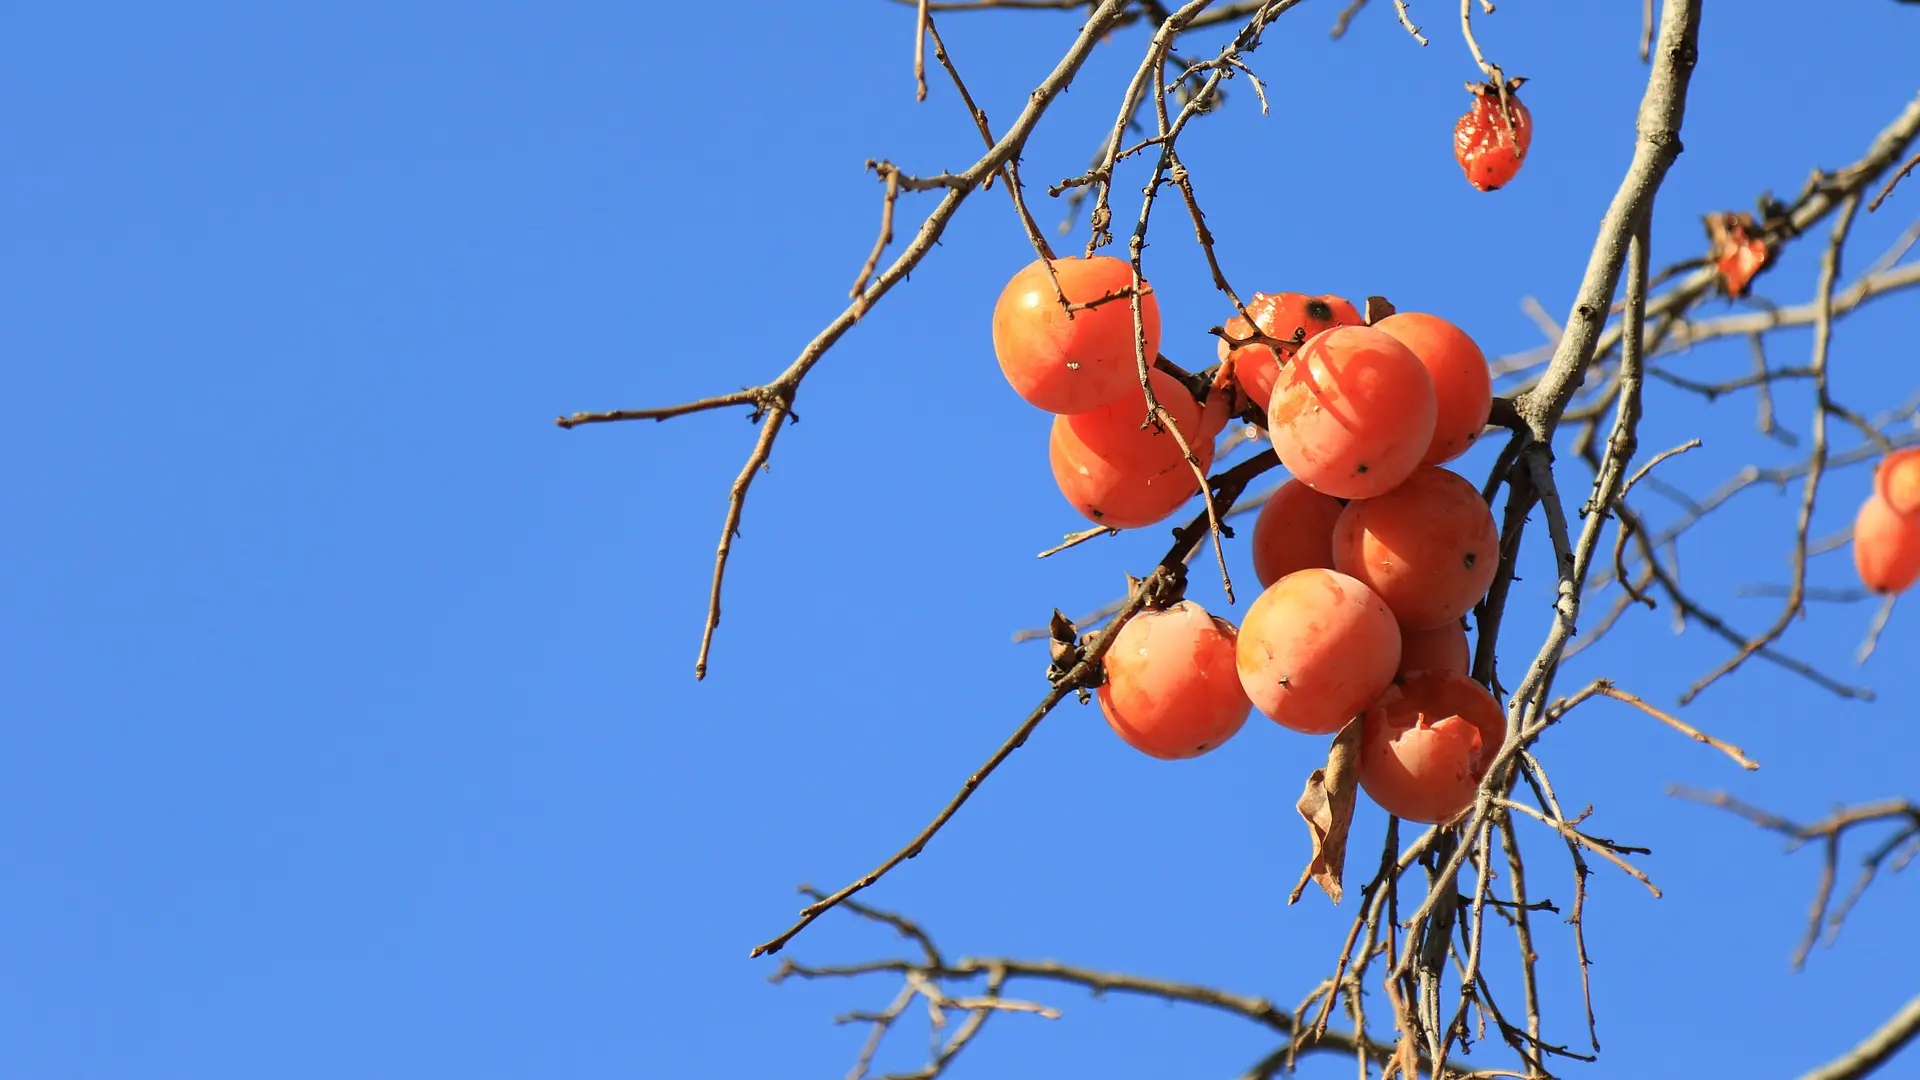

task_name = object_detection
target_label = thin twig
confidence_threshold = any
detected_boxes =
[1857,594,1898,664]
[851,164,903,296]
[1329,0,1368,38]
[1868,150,1920,212]
[1535,679,1759,770]
[914,0,931,101]
[1681,193,1861,704]
[1498,798,1662,899]
[1670,787,1920,968]
[750,450,1279,957]
[561,0,1132,678]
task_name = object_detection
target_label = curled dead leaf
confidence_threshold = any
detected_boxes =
[1288,718,1363,905]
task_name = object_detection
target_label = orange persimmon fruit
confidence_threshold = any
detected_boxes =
[1267,325,1437,500]
[1358,670,1507,824]
[1333,466,1500,630]
[1050,368,1212,529]
[1098,601,1252,760]
[1216,292,1365,412]
[1372,312,1493,466]
[1399,620,1472,678]
[993,255,1161,415]
[1873,447,1920,519]
[1249,479,1345,589]
[1199,382,1241,443]
[1854,491,1920,596]
[1236,568,1402,736]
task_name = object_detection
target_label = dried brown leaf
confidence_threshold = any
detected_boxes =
[1288,718,1362,905]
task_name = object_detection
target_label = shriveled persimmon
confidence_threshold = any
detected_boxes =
[1098,601,1252,760]
[1358,670,1506,824]
[1249,479,1345,589]
[1854,491,1920,596]
[1268,325,1437,500]
[1333,467,1499,630]
[1050,368,1212,529]
[1236,568,1401,736]
[1372,312,1492,466]
[993,255,1161,415]
[1874,447,1920,518]
[1216,292,1364,412]
[1454,78,1532,192]
[1399,620,1471,678]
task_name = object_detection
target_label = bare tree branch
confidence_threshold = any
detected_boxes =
[561,0,1135,679]
[1671,789,1920,969]
[750,448,1280,958]
[1794,991,1920,1080]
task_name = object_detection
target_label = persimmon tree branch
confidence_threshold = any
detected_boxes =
[1795,991,1920,1080]
[770,890,1534,1080]
[1868,149,1920,212]
[1676,193,1860,703]
[1492,92,1920,700]
[1492,91,1920,391]
[749,448,1281,958]
[558,0,1133,679]
[1671,788,1920,1080]
[1671,788,1920,970]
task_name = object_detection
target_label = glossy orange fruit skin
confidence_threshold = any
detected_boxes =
[1098,601,1252,760]
[1454,84,1533,192]
[1854,491,1920,596]
[1249,479,1345,590]
[1399,620,1472,678]
[1216,292,1364,412]
[1268,325,1437,500]
[1049,368,1213,529]
[1359,670,1507,824]
[1873,448,1920,519]
[1372,312,1493,466]
[1236,568,1402,735]
[993,256,1162,415]
[1332,466,1501,630]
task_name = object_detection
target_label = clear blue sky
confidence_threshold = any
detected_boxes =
[5,3,1918,1078]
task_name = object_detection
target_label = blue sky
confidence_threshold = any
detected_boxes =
[4,3,1918,1078]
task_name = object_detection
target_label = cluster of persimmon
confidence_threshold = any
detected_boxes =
[1854,447,1920,597]
[993,254,1506,825]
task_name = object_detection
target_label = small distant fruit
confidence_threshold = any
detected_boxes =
[1854,491,1920,596]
